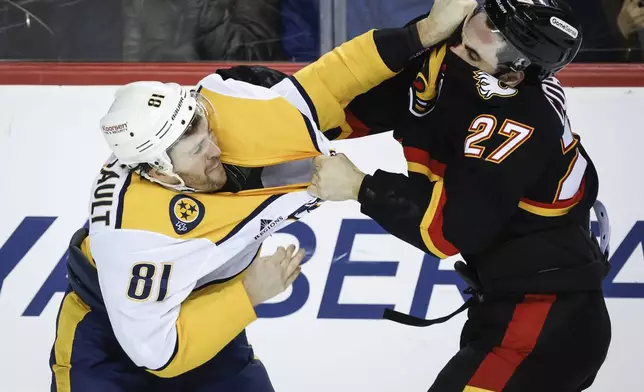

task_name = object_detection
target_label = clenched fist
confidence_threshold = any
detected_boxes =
[308,153,366,202]
[416,0,478,48]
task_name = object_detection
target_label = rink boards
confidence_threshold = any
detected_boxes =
[0,83,642,391]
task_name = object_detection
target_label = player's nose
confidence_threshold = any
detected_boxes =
[207,140,221,160]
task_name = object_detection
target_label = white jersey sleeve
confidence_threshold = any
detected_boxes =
[89,229,258,375]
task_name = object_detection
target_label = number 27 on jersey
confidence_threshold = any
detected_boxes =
[464,115,534,163]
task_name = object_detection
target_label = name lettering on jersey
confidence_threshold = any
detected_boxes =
[169,195,205,235]
[473,71,518,100]
[255,216,285,241]
[91,160,120,226]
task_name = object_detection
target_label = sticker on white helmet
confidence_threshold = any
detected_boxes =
[550,16,578,39]
[101,123,128,135]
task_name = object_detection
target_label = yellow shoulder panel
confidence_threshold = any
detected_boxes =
[120,174,286,243]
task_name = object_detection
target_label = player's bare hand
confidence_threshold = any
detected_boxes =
[618,0,644,38]
[417,0,478,47]
[308,154,366,201]
[242,245,305,307]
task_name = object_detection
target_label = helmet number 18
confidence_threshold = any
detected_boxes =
[148,94,166,108]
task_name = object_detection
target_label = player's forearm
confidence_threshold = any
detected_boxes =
[293,27,425,131]
[358,170,458,259]
[373,26,427,73]
[358,170,452,258]
[358,171,428,252]
[148,279,256,378]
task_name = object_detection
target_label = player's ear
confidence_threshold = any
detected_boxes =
[498,71,525,87]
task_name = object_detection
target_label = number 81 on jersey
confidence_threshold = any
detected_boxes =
[127,262,174,302]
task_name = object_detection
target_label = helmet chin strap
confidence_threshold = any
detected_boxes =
[138,169,199,193]
[136,150,203,193]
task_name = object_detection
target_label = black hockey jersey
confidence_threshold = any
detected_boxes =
[347,44,607,293]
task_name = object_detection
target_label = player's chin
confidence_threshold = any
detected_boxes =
[206,166,227,191]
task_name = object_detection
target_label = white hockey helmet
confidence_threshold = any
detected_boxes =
[99,81,199,175]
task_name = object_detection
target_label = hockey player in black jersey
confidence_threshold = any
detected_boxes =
[309,0,612,391]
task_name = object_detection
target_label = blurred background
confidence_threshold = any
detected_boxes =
[0,0,642,64]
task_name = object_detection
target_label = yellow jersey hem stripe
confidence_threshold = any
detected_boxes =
[463,386,495,392]
[518,200,578,217]
[52,292,91,392]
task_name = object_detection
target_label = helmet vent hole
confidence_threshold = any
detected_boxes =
[181,120,186,125]
[130,132,134,137]
[188,106,193,111]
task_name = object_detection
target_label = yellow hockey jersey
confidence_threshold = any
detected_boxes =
[79,30,400,378]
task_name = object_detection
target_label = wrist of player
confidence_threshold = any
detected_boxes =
[333,169,366,201]
[349,171,367,200]
[416,0,477,48]
[416,19,442,48]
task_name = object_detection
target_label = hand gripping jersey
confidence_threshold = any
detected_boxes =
[65,27,428,378]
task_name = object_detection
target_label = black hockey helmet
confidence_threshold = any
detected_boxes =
[482,0,583,81]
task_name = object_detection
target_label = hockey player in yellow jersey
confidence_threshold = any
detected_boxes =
[49,1,477,391]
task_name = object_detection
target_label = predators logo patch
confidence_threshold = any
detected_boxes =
[473,71,518,100]
[169,195,205,235]
[409,45,447,118]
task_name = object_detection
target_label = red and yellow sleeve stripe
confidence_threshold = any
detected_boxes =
[518,179,586,217]
[404,146,446,182]
[419,181,459,259]
[148,276,256,378]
